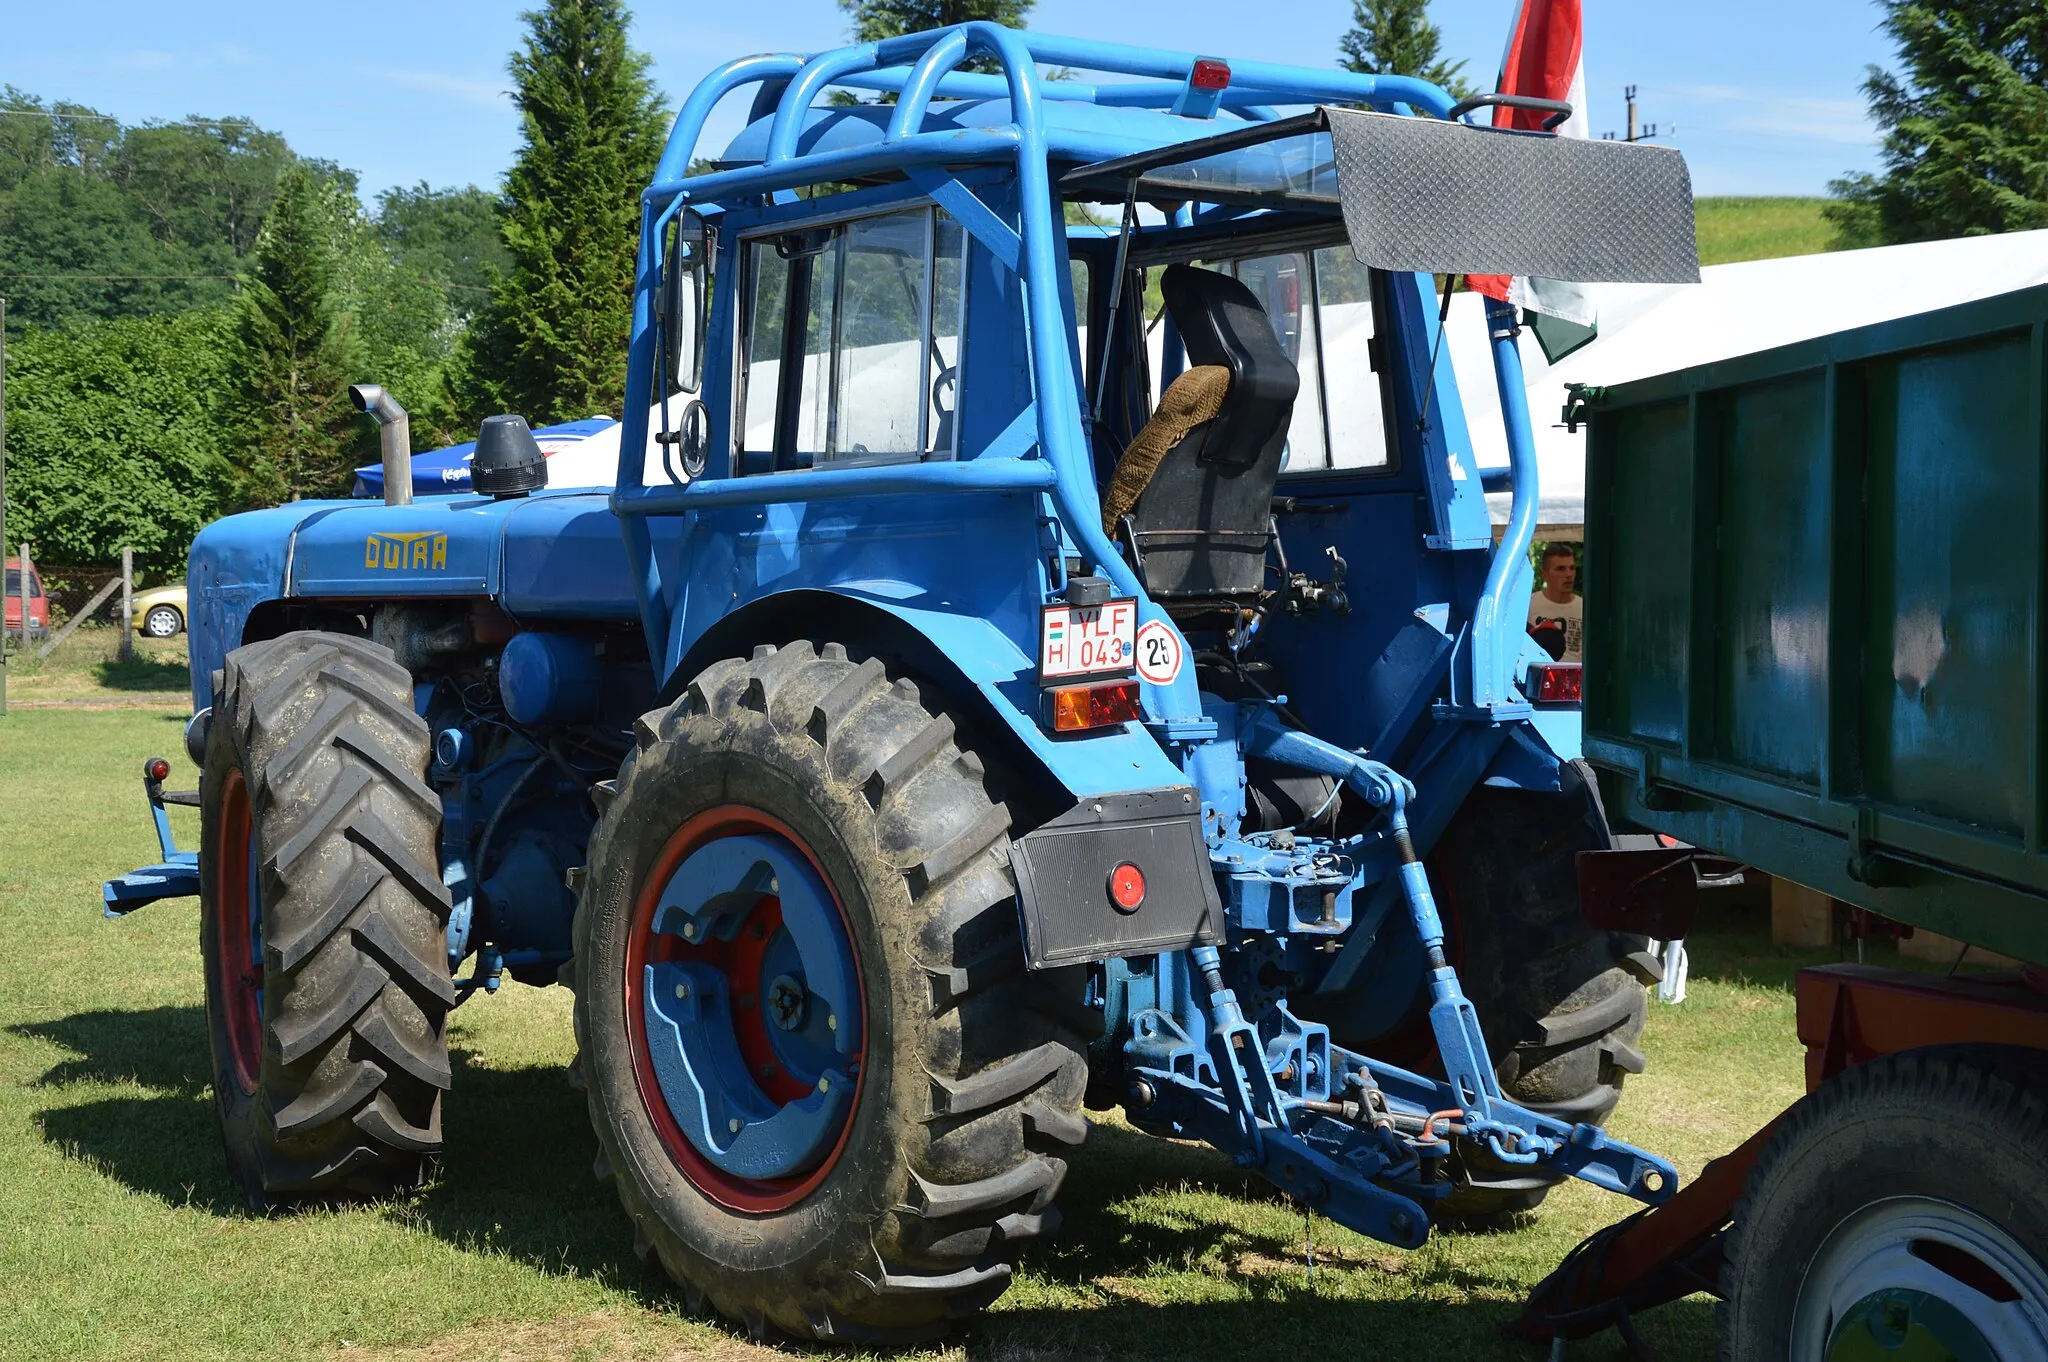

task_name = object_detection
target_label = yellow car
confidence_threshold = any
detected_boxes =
[132,583,188,639]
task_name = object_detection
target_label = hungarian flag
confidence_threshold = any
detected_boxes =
[1468,0,1597,358]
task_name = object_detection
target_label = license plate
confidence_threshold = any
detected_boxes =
[1039,597,1137,683]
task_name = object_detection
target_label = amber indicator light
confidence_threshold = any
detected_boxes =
[1049,679,1143,732]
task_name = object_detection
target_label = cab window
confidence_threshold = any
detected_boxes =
[1144,245,1391,474]
[737,205,966,470]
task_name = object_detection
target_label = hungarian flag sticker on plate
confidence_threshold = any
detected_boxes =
[1040,597,1136,683]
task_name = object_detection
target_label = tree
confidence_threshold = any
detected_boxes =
[229,165,362,505]
[839,0,1035,58]
[0,90,299,333]
[1825,2,2048,247]
[1338,0,1476,101]
[459,0,669,427]
[2,308,238,577]
[374,182,512,319]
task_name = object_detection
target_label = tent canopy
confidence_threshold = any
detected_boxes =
[1450,229,2048,536]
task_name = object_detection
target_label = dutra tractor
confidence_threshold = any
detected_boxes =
[104,26,1702,1341]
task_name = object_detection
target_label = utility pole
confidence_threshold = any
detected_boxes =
[1602,85,1668,143]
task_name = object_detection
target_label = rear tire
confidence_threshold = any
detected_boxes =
[1720,1048,2048,1359]
[573,641,1089,1341]
[199,632,453,1204]
[143,604,184,638]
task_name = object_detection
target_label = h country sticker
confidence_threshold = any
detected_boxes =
[1134,620,1183,685]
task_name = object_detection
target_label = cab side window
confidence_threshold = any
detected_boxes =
[737,205,966,470]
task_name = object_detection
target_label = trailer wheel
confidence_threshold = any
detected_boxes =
[572,642,1088,1341]
[199,632,453,1204]
[1721,1048,2048,1360]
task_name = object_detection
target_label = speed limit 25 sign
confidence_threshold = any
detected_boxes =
[1133,620,1183,685]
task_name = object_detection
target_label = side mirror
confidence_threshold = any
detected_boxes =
[661,209,711,394]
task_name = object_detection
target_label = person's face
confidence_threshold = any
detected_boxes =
[1543,553,1576,595]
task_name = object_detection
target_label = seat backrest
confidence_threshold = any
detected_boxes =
[1120,264,1300,600]
[1160,263,1299,471]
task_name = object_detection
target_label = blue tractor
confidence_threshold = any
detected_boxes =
[106,26,1701,1340]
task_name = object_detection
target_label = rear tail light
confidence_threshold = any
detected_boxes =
[1190,58,1232,90]
[1047,678,1143,733]
[1530,663,1583,705]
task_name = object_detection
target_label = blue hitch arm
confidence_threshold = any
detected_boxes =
[102,757,202,917]
[1235,705,1680,1206]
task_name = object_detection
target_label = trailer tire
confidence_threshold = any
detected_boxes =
[199,631,453,1205]
[572,642,1089,1341]
[1720,1047,2048,1360]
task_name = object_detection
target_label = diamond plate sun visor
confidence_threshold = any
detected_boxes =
[1321,106,1700,283]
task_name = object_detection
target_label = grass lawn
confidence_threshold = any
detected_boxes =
[1694,197,1839,267]
[2,627,191,709]
[0,698,1889,1361]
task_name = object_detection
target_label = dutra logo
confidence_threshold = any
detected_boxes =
[364,531,449,571]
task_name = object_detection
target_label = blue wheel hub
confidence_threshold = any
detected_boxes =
[637,830,863,1183]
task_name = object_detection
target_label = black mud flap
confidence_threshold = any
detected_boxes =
[1011,787,1222,968]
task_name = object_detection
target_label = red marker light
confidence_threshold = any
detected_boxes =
[145,757,171,783]
[1049,679,1143,733]
[1190,58,1231,91]
[1529,663,1583,706]
[1108,862,1147,913]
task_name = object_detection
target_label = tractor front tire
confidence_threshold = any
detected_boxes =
[199,631,453,1204]
[572,642,1089,1341]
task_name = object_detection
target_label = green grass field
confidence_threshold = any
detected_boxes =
[0,686,1892,1361]
[1694,197,1838,267]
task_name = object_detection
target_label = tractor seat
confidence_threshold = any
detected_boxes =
[1101,263,1300,603]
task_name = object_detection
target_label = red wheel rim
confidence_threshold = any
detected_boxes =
[215,768,262,1095]
[624,805,868,1213]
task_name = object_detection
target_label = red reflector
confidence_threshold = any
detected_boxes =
[1531,663,1583,705]
[1190,58,1231,91]
[145,757,171,783]
[1049,679,1143,732]
[1108,862,1147,913]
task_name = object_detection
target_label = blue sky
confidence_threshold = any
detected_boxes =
[4,1,1891,204]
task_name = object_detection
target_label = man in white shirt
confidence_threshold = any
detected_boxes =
[1528,543,1583,664]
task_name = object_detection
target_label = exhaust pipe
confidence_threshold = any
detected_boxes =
[348,383,412,506]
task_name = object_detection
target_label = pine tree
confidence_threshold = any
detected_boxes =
[459,0,669,427]
[1338,0,1476,102]
[839,0,1035,44]
[1826,2,2048,246]
[230,165,361,505]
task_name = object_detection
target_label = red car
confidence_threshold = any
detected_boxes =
[4,557,48,639]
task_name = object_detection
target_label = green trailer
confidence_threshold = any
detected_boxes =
[1519,285,2048,1358]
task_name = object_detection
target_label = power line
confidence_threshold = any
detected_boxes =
[0,108,263,132]
[0,272,237,282]
[0,271,492,295]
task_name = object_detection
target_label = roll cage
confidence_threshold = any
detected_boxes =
[614,24,1546,721]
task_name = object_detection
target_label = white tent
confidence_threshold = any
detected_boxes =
[1448,229,2048,536]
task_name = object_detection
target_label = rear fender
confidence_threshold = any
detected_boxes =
[668,588,1187,827]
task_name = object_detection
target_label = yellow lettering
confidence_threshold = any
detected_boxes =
[431,535,446,570]
[365,537,381,568]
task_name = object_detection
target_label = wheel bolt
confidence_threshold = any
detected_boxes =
[674,982,689,1000]
[818,1076,831,1093]
[728,1118,742,1134]
[826,1012,838,1032]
